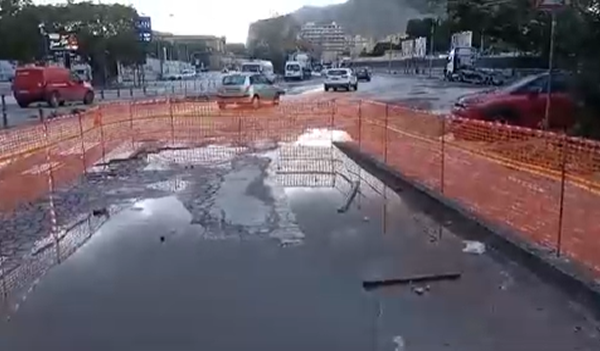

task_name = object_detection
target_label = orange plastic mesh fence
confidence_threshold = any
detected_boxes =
[1,97,600,299]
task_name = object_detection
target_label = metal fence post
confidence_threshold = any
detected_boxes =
[100,89,105,100]
[117,87,121,98]
[1,95,7,129]
[41,111,61,264]
[129,87,133,98]
[77,112,88,175]
[1,254,7,311]
[38,108,44,123]
[384,104,389,163]
[169,98,175,146]
[98,108,106,165]
[556,134,568,257]
[358,100,363,151]
[440,116,446,195]
[129,101,135,149]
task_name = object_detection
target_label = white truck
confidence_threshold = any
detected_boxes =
[445,46,504,85]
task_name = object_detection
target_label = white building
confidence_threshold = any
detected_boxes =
[347,35,373,57]
[299,22,347,62]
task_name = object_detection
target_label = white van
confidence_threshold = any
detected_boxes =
[285,61,309,81]
[241,60,276,82]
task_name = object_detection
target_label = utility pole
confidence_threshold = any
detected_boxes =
[543,10,557,130]
[387,39,393,73]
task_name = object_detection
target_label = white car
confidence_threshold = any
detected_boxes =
[324,68,358,91]
[163,69,196,80]
[180,69,196,79]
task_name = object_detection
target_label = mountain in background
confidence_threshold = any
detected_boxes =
[290,0,442,39]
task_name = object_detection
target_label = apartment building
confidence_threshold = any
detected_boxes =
[347,35,374,57]
[299,22,347,62]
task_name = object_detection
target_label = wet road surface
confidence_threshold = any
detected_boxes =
[1,73,483,128]
[290,74,486,114]
[0,132,598,351]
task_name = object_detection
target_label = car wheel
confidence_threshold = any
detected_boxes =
[251,95,260,109]
[17,100,29,108]
[353,84,358,91]
[273,93,280,106]
[47,91,60,108]
[333,87,338,92]
[83,91,94,105]
[218,102,226,110]
[324,85,329,92]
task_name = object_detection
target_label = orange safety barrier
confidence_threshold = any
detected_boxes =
[1,97,600,314]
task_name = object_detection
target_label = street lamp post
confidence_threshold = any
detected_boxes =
[429,19,436,77]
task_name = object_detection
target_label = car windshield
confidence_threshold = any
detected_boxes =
[286,64,300,71]
[222,74,246,85]
[328,69,348,76]
[241,64,261,73]
[499,74,544,93]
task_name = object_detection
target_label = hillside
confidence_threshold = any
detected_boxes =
[291,0,439,39]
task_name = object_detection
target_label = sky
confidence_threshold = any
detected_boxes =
[34,0,348,43]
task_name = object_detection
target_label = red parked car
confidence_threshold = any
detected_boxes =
[451,72,576,130]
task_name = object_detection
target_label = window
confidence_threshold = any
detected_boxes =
[222,74,246,86]
[241,64,261,73]
[327,69,348,76]
[250,75,270,85]
[70,71,82,82]
[550,73,569,93]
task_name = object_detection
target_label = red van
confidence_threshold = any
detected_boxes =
[12,66,95,108]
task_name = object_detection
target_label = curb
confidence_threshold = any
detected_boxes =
[334,141,600,321]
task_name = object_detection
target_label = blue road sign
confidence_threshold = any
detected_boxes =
[135,16,152,32]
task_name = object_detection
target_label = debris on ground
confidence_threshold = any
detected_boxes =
[337,181,360,213]
[462,240,486,255]
[393,335,405,351]
[412,286,426,295]
[362,271,461,291]
[92,208,110,217]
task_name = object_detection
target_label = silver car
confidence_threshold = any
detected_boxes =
[216,73,283,109]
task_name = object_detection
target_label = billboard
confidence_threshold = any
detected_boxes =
[414,37,427,58]
[47,33,79,51]
[401,40,414,58]
[451,31,472,49]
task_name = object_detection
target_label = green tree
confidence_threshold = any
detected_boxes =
[0,1,145,83]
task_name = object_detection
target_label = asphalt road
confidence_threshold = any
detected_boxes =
[0,73,486,129]
[0,74,224,128]
[288,74,486,114]
[0,141,598,350]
